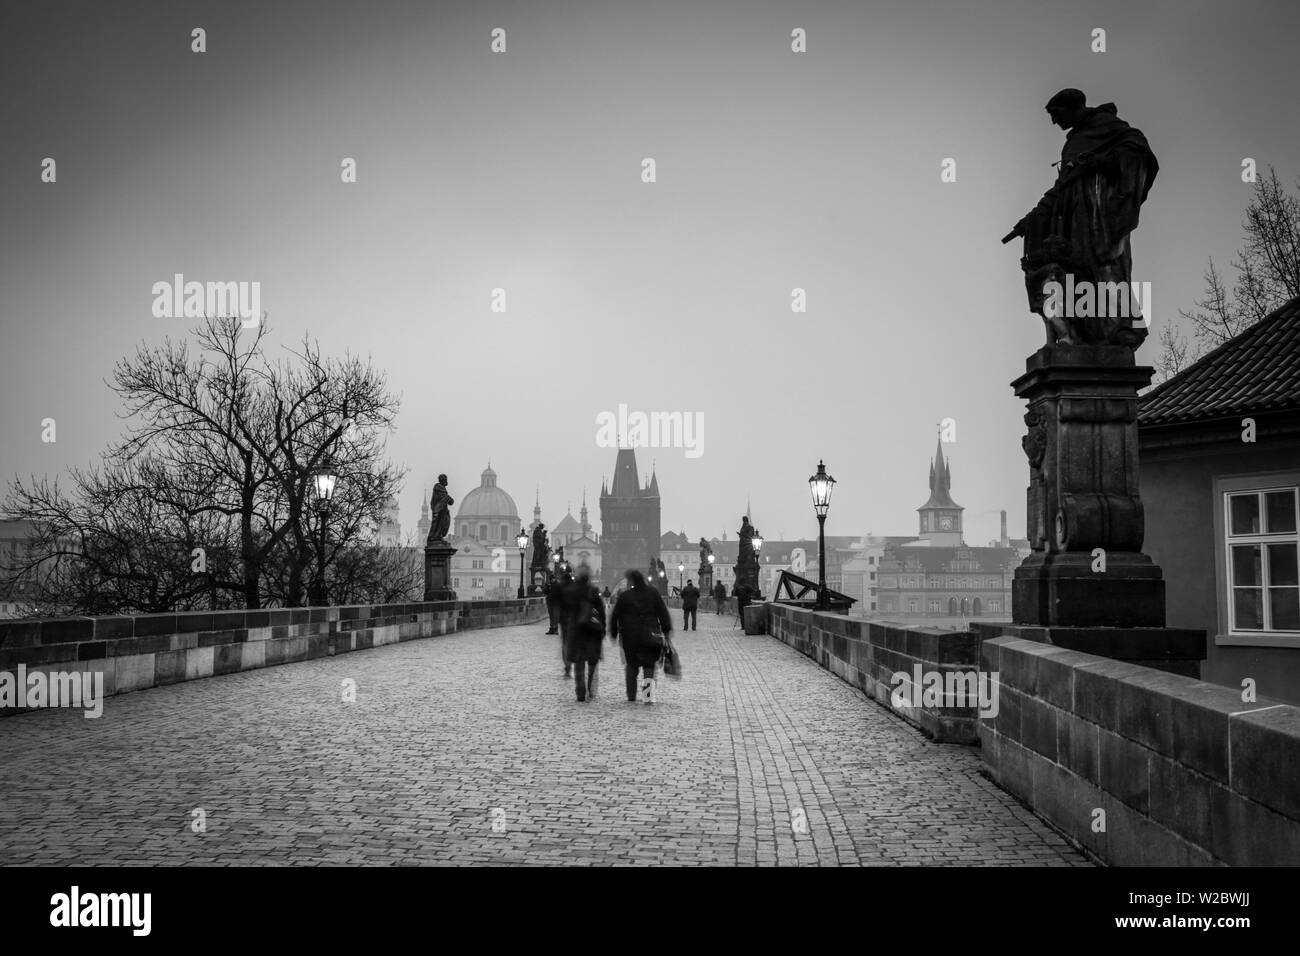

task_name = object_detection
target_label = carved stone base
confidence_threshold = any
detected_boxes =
[734,560,759,596]
[973,622,1205,677]
[698,565,713,597]
[424,541,457,602]
[1013,551,1165,627]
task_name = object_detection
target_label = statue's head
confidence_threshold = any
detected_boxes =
[437,473,448,485]
[1045,88,1086,130]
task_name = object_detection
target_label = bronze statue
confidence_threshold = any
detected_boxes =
[1004,89,1159,348]
[737,516,757,564]
[531,523,549,568]
[698,537,712,566]
[427,474,453,543]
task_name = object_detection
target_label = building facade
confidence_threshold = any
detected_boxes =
[875,437,1020,619]
[599,449,660,585]
[1139,296,1300,704]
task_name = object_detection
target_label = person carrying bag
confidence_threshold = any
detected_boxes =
[608,569,674,704]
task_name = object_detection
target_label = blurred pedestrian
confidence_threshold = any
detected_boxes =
[609,569,673,704]
[553,569,573,677]
[562,566,605,702]
[680,579,700,631]
[712,581,727,614]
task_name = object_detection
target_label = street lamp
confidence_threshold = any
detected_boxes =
[516,527,528,598]
[808,459,836,609]
[308,461,338,607]
[752,531,763,556]
[678,562,685,588]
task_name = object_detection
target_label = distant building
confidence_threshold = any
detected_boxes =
[875,436,1021,619]
[376,496,401,547]
[1139,296,1300,704]
[445,464,527,600]
[599,449,660,585]
[454,465,520,545]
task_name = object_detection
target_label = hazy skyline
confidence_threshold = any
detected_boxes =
[3,0,1298,547]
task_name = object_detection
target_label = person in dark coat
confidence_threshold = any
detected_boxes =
[712,581,727,614]
[680,580,700,631]
[733,582,752,619]
[561,567,604,702]
[545,578,560,637]
[608,569,673,704]
[552,569,573,676]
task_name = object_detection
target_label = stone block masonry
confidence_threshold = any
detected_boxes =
[767,604,984,743]
[981,636,1300,865]
[0,598,546,716]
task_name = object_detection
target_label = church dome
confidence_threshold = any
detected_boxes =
[456,466,520,519]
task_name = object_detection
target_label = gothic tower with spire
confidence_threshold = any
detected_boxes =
[917,433,964,546]
[599,447,661,585]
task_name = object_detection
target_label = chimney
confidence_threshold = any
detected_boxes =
[1000,510,1008,548]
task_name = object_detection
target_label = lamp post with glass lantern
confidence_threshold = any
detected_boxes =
[308,462,338,606]
[516,528,528,598]
[808,460,836,609]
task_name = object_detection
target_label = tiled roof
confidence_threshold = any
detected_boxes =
[1139,296,1300,426]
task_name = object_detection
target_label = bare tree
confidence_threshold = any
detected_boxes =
[1156,168,1300,381]
[3,316,407,613]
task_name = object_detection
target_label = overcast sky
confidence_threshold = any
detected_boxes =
[2,0,1297,546]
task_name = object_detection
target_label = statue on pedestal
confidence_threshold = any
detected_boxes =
[737,516,757,565]
[530,523,549,569]
[698,537,712,567]
[1003,89,1159,349]
[427,475,453,543]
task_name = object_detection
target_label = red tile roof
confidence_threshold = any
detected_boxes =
[1139,296,1300,426]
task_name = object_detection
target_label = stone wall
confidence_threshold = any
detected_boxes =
[981,635,1300,865]
[767,603,984,743]
[0,598,546,716]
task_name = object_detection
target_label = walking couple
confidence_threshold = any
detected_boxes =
[561,568,674,705]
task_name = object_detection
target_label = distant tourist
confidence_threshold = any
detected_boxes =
[680,579,700,631]
[562,566,605,702]
[601,585,612,604]
[609,569,673,704]
[712,581,727,614]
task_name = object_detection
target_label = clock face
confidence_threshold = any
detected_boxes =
[939,516,954,531]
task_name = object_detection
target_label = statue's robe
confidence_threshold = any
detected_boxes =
[1021,103,1159,345]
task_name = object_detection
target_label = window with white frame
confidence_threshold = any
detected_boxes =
[1224,485,1299,634]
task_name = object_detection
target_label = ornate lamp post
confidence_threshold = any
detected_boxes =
[516,527,528,598]
[308,462,338,606]
[808,460,836,609]
[678,562,685,589]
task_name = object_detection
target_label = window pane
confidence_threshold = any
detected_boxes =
[1232,545,1262,586]
[1234,589,1263,629]
[1229,494,1260,535]
[1268,544,1299,587]
[1270,589,1300,631]
[1265,491,1297,534]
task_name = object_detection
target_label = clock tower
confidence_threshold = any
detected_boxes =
[917,433,964,546]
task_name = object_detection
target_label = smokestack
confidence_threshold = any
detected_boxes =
[1000,510,1008,548]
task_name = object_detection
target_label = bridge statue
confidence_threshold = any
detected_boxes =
[426,475,453,543]
[1003,89,1158,348]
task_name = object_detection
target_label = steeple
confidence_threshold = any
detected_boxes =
[531,485,542,530]
[647,465,659,497]
[609,448,642,498]
[918,428,963,542]
[580,489,591,537]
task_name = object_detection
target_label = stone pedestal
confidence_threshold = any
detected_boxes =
[735,558,759,598]
[1012,344,1165,627]
[423,540,457,602]
[1007,342,1205,670]
[698,564,713,597]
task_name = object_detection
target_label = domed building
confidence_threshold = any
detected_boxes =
[454,465,521,544]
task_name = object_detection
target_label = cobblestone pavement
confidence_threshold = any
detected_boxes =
[0,618,1090,866]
